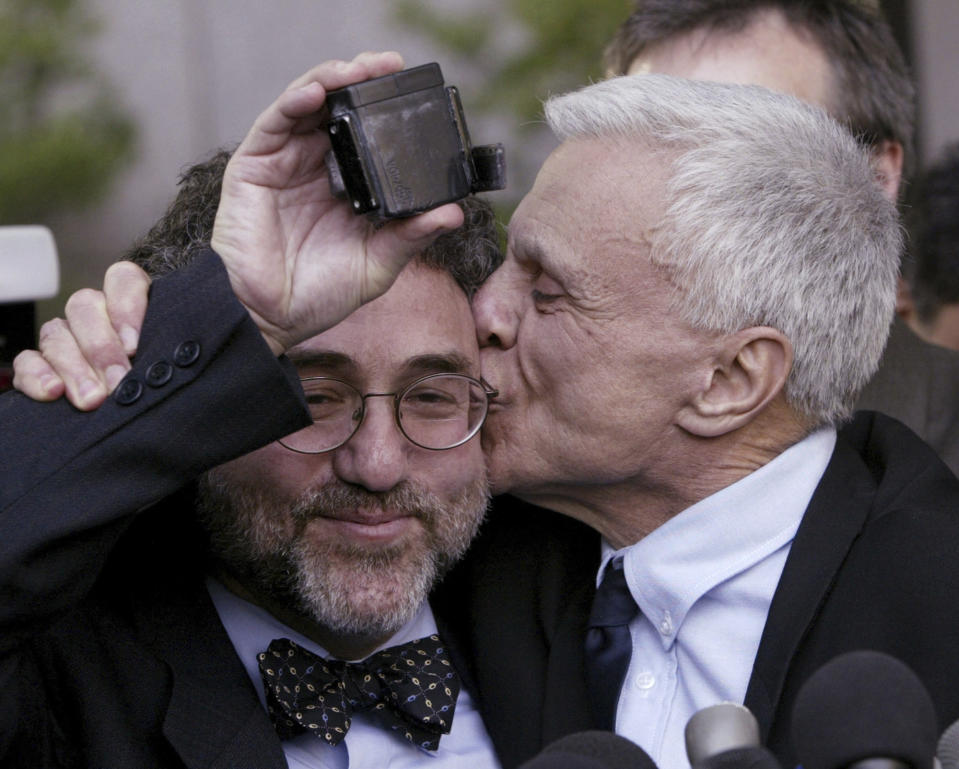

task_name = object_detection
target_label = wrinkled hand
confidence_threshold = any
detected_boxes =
[12,261,150,410]
[211,51,464,355]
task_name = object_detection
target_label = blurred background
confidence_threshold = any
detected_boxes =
[1,0,957,383]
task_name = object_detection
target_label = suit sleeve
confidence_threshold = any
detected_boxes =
[0,249,312,652]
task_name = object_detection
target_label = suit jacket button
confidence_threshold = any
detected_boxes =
[146,360,173,387]
[114,377,143,405]
[173,340,201,367]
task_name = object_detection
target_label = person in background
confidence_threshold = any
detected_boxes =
[898,142,959,351]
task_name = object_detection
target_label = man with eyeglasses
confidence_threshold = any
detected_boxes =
[16,30,959,769]
[0,54,505,769]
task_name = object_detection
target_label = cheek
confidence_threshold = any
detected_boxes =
[217,443,335,497]
[516,316,579,387]
[523,331,673,438]
[520,318,616,405]
[523,299,634,370]
[409,441,486,499]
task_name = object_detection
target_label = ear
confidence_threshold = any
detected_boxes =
[676,327,793,438]
[896,275,915,319]
[872,139,904,203]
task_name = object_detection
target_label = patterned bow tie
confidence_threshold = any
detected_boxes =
[258,634,460,751]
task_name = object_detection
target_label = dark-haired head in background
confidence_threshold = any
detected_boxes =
[604,0,913,197]
[899,142,959,351]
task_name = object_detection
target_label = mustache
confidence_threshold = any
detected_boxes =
[288,480,446,525]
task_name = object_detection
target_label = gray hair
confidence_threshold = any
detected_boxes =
[544,74,901,426]
[123,147,502,297]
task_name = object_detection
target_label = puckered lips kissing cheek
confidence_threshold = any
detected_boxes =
[476,367,510,441]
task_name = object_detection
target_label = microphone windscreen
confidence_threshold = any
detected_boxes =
[519,753,606,769]
[791,650,938,769]
[937,719,959,769]
[522,730,658,769]
[685,702,761,765]
[694,746,782,769]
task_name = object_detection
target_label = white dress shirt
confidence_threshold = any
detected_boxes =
[598,427,837,769]
[207,578,500,769]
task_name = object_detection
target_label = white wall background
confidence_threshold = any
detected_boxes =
[38,0,959,314]
[911,0,959,164]
[42,0,530,304]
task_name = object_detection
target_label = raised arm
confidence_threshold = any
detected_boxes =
[13,51,463,410]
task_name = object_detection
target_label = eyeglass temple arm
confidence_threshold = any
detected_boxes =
[481,379,499,399]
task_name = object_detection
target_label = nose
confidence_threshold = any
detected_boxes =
[331,398,409,492]
[472,262,521,350]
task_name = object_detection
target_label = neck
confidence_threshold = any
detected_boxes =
[519,402,809,549]
[906,304,959,352]
[211,564,396,661]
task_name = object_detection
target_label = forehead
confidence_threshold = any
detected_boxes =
[288,263,479,380]
[626,8,832,110]
[510,138,669,279]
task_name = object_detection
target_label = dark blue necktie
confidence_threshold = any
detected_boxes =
[584,557,640,729]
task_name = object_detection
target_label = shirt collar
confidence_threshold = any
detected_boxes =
[206,576,438,707]
[598,426,836,649]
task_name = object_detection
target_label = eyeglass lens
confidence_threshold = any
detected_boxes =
[279,375,489,453]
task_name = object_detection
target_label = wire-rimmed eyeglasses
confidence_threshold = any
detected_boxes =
[278,373,499,454]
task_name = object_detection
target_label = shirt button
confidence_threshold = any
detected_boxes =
[659,612,673,635]
[113,377,143,405]
[173,340,201,367]
[635,671,656,690]
[145,360,173,387]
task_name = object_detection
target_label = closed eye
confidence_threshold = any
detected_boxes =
[532,288,562,303]
[531,270,565,307]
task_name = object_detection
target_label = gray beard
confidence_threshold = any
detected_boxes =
[195,470,489,639]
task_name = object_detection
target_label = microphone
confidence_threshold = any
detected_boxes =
[685,702,782,769]
[0,225,59,304]
[518,730,659,769]
[791,650,938,769]
[936,718,959,769]
[0,225,59,392]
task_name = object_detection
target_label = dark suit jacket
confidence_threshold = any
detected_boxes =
[0,251,494,768]
[5,252,959,768]
[0,253,314,768]
[857,317,959,475]
[435,411,959,768]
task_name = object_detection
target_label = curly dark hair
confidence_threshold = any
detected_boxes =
[123,147,502,297]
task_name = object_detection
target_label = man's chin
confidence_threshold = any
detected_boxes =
[198,472,490,639]
[291,534,437,638]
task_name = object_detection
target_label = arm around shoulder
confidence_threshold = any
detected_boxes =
[0,249,311,651]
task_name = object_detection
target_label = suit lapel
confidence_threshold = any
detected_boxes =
[540,573,597,744]
[132,574,288,769]
[744,428,875,740]
[432,497,601,768]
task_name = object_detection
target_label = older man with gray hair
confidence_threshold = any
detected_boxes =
[15,68,959,769]
[439,72,959,768]
[600,0,959,478]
